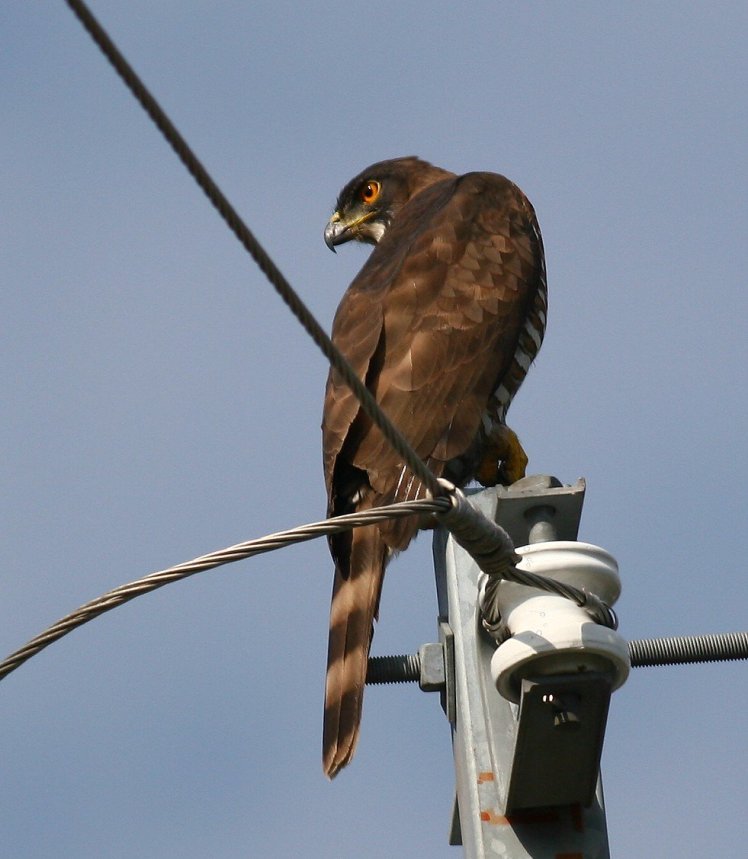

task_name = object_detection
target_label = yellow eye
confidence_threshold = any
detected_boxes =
[361,180,381,205]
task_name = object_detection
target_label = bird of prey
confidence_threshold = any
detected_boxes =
[321,156,547,777]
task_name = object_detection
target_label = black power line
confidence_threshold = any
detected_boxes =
[64,0,442,502]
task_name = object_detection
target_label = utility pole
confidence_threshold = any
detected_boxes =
[432,476,628,858]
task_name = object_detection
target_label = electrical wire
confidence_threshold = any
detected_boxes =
[0,482,622,683]
[0,498,450,683]
[64,0,441,502]
[440,484,617,629]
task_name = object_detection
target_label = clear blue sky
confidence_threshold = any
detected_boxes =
[2,2,746,856]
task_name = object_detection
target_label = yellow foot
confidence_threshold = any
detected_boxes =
[476,424,528,487]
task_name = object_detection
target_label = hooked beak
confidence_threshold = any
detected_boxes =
[324,212,349,253]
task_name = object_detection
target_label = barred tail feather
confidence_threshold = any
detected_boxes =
[323,524,387,778]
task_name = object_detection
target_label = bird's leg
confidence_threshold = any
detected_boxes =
[477,423,528,487]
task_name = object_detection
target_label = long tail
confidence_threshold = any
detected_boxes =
[323,523,387,778]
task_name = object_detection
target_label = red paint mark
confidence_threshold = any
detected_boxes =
[479,809,509,825]
[570,803,585,833]
[477,771,495,783]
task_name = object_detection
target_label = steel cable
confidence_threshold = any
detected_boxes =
[0,486,624,683]
[0,497,450,683]
[439,484,618,629]
[64,0,442,501]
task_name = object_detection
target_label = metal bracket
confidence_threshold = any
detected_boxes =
[493,473,586,545]
[438,621,456,723]
[432,476,612,858]
[415,625,456,723]
[507,673,612,811]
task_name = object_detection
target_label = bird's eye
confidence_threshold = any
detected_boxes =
[361,180,381,205]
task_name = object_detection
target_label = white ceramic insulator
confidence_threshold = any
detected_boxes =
[481,541,631,703]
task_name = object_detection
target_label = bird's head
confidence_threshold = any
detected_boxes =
[324,156,453,251]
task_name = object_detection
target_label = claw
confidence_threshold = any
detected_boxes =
[477,424,528,487]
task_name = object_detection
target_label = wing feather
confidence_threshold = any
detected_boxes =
[325,172,544,512]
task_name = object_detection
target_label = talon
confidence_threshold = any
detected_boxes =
[477,424,528,487]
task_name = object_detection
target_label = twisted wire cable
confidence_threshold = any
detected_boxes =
[0,488,622,684]
[64,0,441,501]
[0,497,450,684]
[0,484,620,685]
[438,484,617,629]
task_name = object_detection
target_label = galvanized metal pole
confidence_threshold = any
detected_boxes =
[432,476,612,858]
